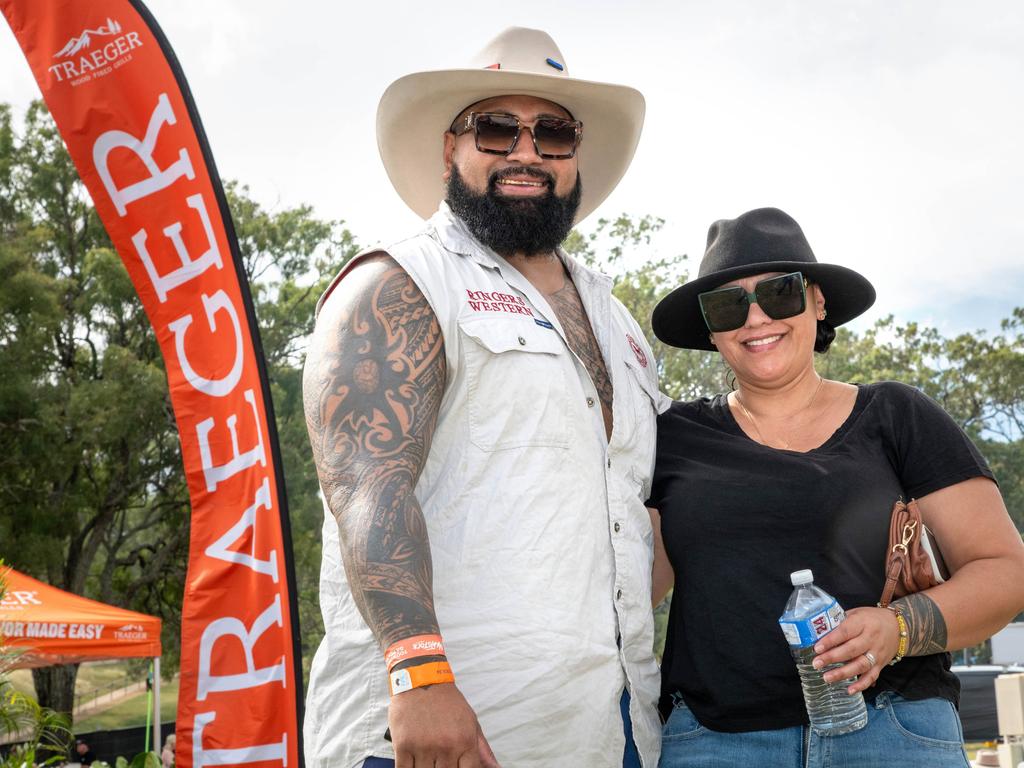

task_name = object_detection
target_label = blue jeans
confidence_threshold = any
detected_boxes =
[363,689,640,767]
[660,691,970,768]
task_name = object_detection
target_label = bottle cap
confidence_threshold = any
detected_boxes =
[790,569,813,586]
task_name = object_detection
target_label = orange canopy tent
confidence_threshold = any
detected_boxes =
[1,566,164,750]
[0,567,161,667]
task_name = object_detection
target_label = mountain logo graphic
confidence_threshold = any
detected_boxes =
[118,623,145,632]
[53,18,123,59]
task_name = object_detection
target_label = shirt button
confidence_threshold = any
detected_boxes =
[616,589,623,600]
[607,458,612,469]
[586,397,595,408]
[517,336,526,345]
[613,522,621,533]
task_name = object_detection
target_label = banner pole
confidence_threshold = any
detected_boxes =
[145,659,153,753]
[153,656,161,757]
[0,2,303,766]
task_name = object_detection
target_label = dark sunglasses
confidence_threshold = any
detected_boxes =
[451,111,583,159]
[699,272,808,333]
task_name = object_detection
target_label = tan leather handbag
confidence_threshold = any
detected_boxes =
[879,498,949,608]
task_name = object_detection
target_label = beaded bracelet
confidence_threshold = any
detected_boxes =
[881,603,909,665]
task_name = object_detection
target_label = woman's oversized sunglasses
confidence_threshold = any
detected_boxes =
[451,112,583,159]
[698,272,808,333]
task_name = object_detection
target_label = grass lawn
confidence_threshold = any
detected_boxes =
[73,676,178,732]
[7,659,146,698]
[6,661,178,732]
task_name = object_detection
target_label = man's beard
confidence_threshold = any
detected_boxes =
[445,164,582,258]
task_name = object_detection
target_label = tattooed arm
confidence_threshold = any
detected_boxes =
[891,593,947,656]
[895,476,1024,653]
[813,476,1024,694]
[304,253,498,768]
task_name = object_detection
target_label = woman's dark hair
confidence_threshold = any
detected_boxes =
[814,319,836,354]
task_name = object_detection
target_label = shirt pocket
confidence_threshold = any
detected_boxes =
[458,315,570,452]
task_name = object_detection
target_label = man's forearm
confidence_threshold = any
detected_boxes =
[304,253,447,652]
[339,473,439,649]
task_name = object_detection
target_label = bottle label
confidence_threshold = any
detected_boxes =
[779,600,845,647]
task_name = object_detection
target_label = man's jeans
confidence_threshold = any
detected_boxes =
[659,691,969,768]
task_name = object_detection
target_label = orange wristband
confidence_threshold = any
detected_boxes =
[384,634,446,671]
[389,660,455,696]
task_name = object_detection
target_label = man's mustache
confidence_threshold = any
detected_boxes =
[489,166,555,188]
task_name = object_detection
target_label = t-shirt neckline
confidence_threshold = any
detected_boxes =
[714,383,869,455]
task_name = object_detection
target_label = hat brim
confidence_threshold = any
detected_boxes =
[652,262,877,350]
[376,68,645,223]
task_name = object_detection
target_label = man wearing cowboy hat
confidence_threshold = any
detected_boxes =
[303,27,665,768]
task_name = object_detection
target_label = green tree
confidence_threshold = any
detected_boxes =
[223,181,360,675]
[0,101,357,716]
[566,214,726,401]
[576,214,1024,658]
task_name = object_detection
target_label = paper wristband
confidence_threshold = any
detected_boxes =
[384,634,445,671]
[389,661,455,696]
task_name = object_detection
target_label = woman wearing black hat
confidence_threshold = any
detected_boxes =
[647,208,1024,767]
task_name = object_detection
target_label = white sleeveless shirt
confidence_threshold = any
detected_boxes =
[304,203,668,768]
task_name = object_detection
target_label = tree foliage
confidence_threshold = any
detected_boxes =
[575,216,1024,657]
[0,102,356,716]
[1,100,1020,702]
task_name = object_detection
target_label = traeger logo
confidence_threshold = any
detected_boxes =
[0,590,41,609]
[54,18,122,58]
[113,623,148,641]
[48,17,143,87]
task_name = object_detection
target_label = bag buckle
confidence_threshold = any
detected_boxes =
[892,520,917,554]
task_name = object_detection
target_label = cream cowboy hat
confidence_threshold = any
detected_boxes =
[376,26,645,223]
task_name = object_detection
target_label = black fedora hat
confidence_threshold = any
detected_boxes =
[652,207,876,350]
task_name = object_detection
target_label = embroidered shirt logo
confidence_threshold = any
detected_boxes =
[465,289,535,317]
[626,334,648,368]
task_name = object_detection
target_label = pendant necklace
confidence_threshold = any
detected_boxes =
[734,375,825,450]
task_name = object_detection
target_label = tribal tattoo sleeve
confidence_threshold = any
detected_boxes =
[303,253,446,651]
[894,593,949,656]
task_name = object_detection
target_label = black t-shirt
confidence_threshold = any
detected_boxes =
[648,381,995,733]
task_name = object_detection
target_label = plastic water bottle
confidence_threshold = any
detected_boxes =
[778,569,868,735]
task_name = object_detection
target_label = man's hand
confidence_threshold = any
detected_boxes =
[389,684,500,768]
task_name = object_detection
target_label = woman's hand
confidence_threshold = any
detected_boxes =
[810,606,900,694]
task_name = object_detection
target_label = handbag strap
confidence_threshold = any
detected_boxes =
[879,499,919,608]
[880,557,903,608]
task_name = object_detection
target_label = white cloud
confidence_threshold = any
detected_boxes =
[1,0,1020,332]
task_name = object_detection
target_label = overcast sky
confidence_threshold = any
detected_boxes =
[2,1,1022,337]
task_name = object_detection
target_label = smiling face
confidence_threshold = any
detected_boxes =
[710,272,826,388]
[443,94,580,199]
[441,95,582,257]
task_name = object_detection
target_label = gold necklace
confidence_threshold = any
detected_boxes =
[734,375,825,450]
